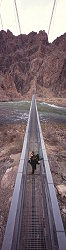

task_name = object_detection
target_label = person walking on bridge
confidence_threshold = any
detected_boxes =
[28,151,40,174]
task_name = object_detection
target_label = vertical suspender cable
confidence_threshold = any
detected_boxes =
[14,0,21,34]
[48,0,56,36]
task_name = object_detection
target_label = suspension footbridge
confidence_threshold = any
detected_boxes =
[2,95,66,250]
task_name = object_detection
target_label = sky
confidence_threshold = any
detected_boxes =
[0,0,66,42]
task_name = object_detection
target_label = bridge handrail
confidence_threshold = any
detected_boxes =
[2,98,33,250]
[35,97,66,250]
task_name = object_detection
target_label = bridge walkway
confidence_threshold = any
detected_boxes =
[19,105,46,250]
[19,165,46,250]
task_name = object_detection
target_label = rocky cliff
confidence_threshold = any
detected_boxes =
[0,29,66,101]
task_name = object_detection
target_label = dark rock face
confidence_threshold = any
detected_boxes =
[0,30,66,100]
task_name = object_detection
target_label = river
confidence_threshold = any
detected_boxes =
[0,101,66,124]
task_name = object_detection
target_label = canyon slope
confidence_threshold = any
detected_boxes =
[0,29,66,101]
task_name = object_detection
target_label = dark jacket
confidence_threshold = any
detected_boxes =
[28,154,39,167]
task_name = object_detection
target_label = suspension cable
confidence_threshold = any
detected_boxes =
[0,0,3,29]
[14,0,21,34]
[48,0,56,36]
[0,12,3,29]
